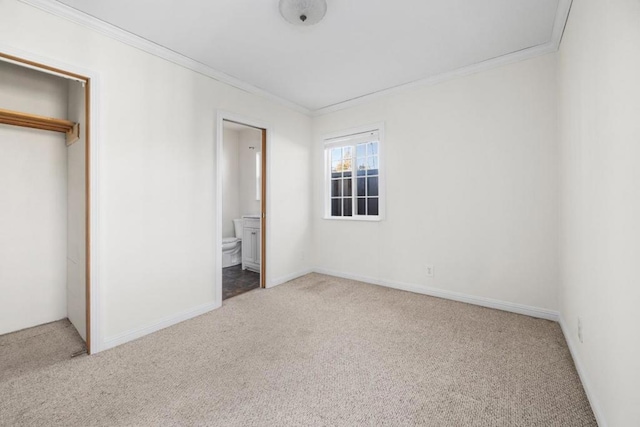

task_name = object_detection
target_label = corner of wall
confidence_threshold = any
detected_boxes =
[558,315,607,426]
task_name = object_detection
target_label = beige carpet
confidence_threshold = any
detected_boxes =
[0,319,86,383]
[0,274,596,426]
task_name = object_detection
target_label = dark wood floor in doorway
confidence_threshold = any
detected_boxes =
[223,265,260,300]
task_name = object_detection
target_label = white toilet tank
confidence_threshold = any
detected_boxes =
[233,219,243,238]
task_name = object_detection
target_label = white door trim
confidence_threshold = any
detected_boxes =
[215,111,271,303]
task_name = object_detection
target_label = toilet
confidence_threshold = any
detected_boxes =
[222,219,243,268]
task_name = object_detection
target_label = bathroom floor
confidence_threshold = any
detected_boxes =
[222,265,260,300]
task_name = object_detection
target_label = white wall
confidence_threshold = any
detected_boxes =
[0,0,313,345]
[238,128,262,216]
[312,53,559,312]
[558,0,640,425]
[3,3,635,422]
[222,127,240,238]
[0,61,68,335]
[222,125,262,238]
[66,79,86,340]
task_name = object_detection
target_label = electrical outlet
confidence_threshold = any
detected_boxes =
[426,265,434,278]
[577,317,583,343]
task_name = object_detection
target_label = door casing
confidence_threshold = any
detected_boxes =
[215,111,270,303]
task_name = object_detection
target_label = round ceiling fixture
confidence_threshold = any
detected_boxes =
[279,0,327,26]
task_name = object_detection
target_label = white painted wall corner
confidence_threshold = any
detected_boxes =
[559,315,607,427]
[267,269,314,289]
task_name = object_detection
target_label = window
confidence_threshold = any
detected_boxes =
[324,126,383,220]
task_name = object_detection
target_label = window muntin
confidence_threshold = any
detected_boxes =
[355,141,379,216]
[330,146,354,216]
[325,129,382,220]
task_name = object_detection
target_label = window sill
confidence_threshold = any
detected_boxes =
[322,216,383,222]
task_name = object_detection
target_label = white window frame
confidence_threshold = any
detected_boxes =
[323,123,385,221]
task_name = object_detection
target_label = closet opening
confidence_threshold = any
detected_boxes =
[0,53,92,360]
[218,116,267,301]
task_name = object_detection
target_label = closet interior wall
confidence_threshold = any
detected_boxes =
[0,60,86,340]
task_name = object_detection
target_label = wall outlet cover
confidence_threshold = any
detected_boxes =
[426,265,434,278]
[577,317,583,343]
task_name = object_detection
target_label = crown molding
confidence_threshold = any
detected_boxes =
[19,0,572,117]
[311,42,556,116]
[313,0,573,116]
[18,0,313,116]
[550,0,573,49]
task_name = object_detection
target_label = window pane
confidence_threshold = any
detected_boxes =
[357,178,365,196]
[327,138,381,220]
[331,148,342,163]
[367,156,379,175]
[331,199,342,216]
[343,198,353,216]
[331,179,342,197]
[367,198,379,216]
[332,158,351,175]
[356,156,366,176]
[343,179,352,197]
[367,141,378,156]
[357,198,366,215]
[331,160,341,176]
[367,177,378,197]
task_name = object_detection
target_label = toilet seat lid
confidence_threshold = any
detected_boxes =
[222,237,240,244]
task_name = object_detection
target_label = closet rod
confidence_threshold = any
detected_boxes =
[0,107,79,145]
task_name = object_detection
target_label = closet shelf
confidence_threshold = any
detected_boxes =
[0,107,80,145]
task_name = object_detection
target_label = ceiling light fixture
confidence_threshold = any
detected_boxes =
[279,0,327,26]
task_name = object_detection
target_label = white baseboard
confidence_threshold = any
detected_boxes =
[559,315,607,427]
[94,268,604,426]
[100,300,221,352]
[313,268,559,321]
[314,269,608,422]
[267,269,313,289]
[98,269,312,352]
[97,268,559,352]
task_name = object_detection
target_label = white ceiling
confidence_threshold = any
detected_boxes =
[55,0,566,112]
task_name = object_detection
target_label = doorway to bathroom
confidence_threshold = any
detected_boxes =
[217,114,267,302]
